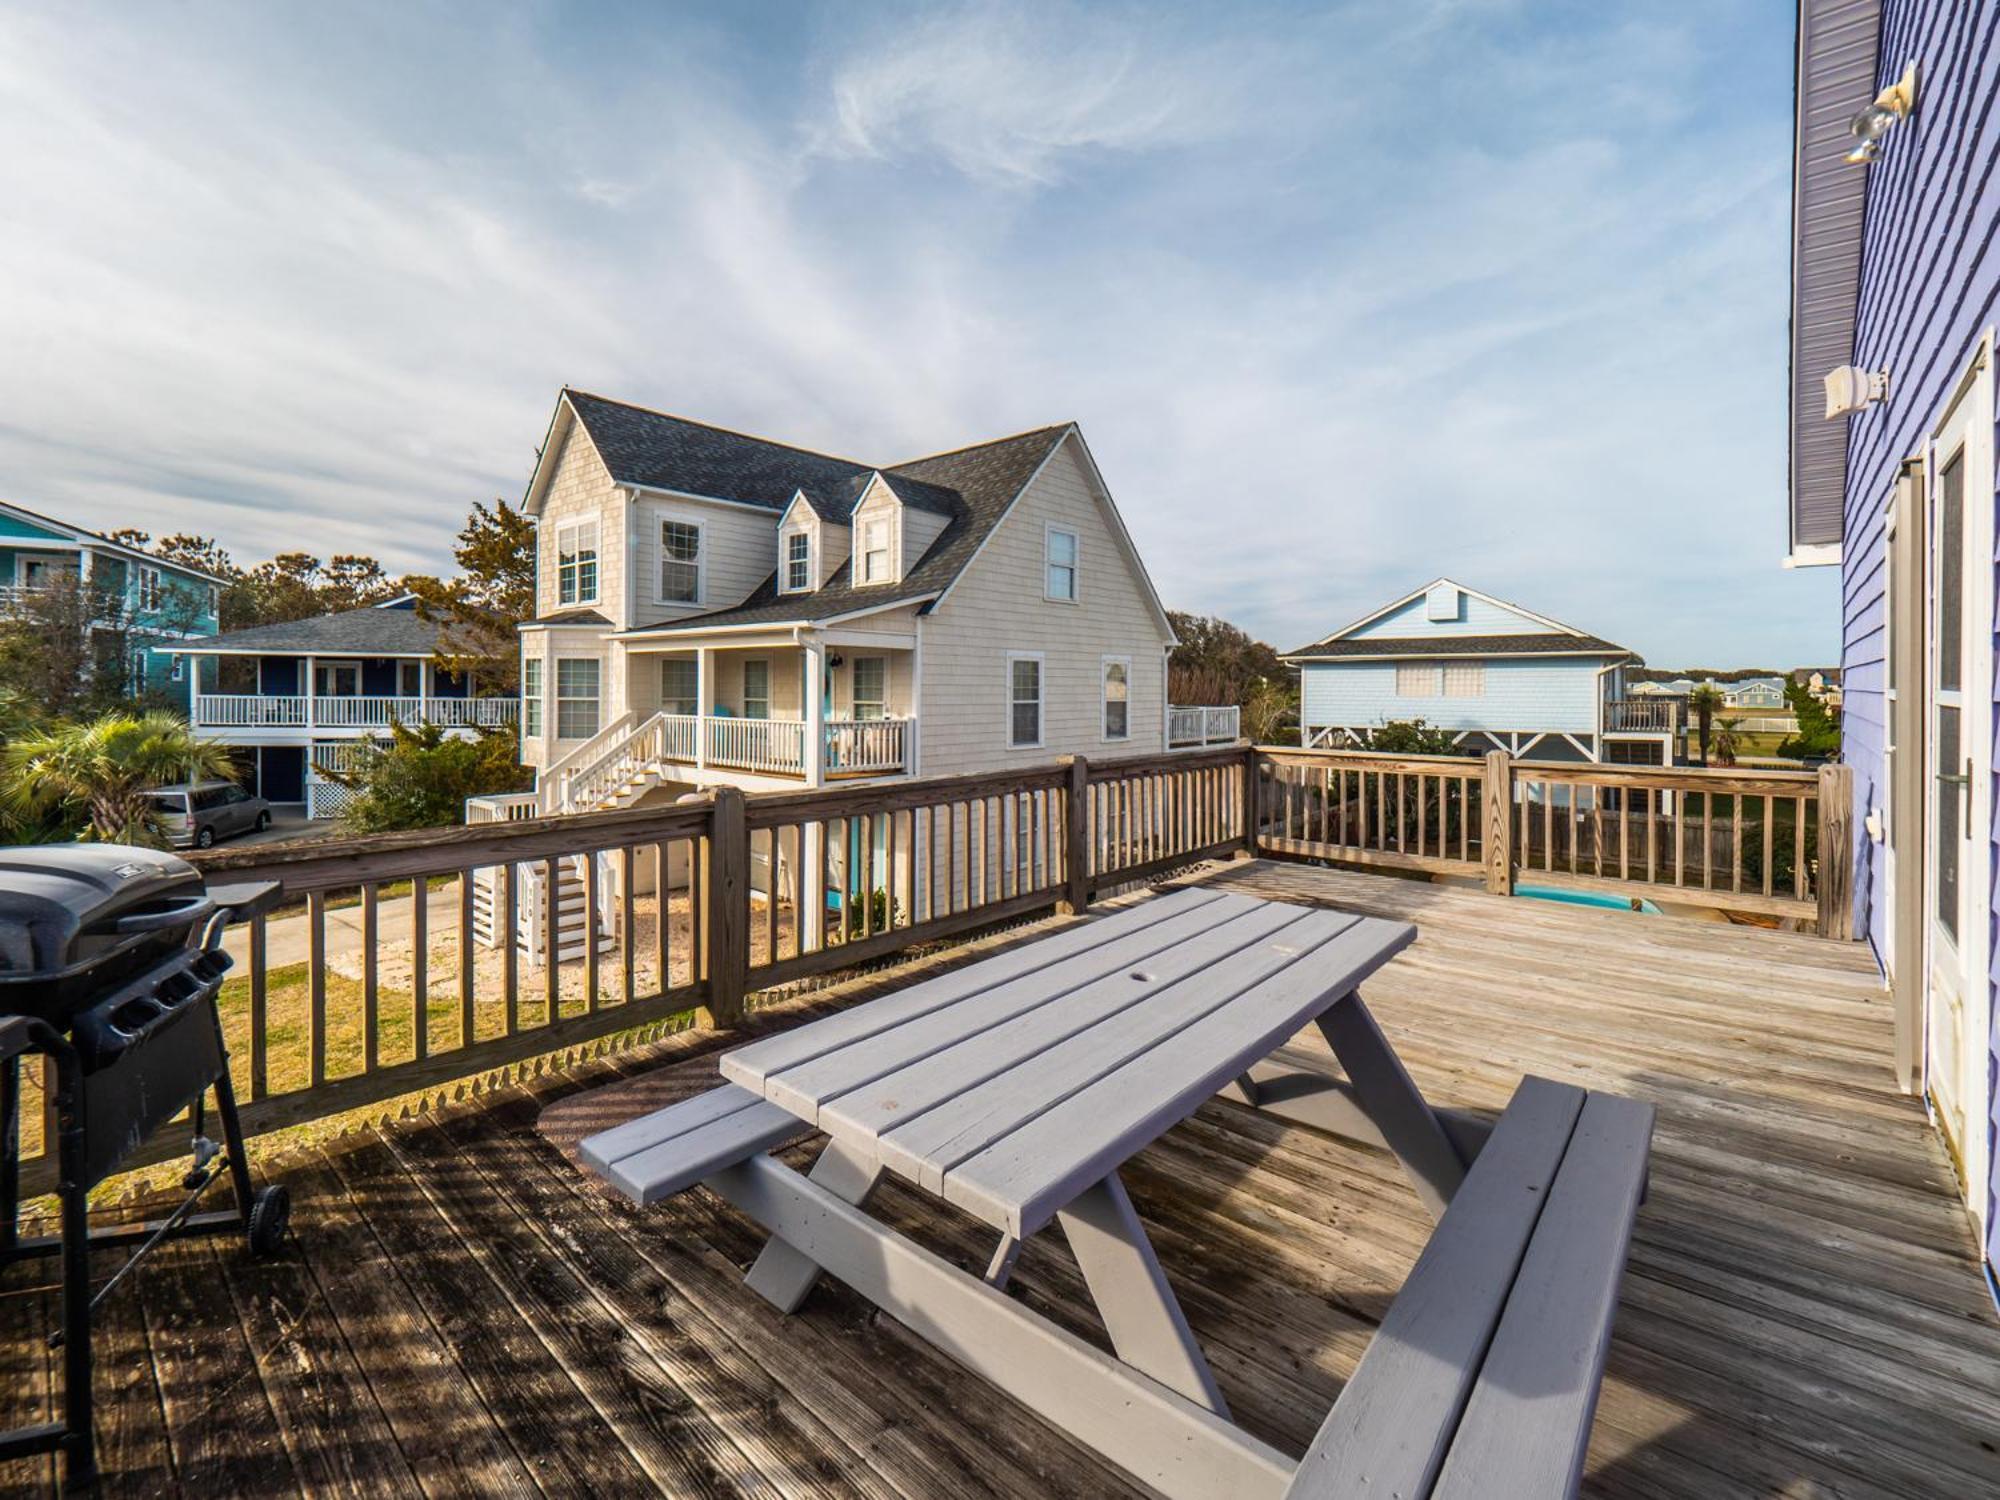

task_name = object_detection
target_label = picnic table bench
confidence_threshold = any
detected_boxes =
[579,887,1653,1499]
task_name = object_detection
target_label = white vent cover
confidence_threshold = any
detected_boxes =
[1824,365,1888,419]
[1424,582,1460,622]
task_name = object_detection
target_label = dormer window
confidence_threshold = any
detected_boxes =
[860,517,891,584]
[556,519,599,605]
[659,520,702,604]
[784,531,812,593]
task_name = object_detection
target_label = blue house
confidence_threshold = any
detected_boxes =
[1281,579,1671,764]
[0,499,221,705]
[1791,0,1995,1279]
[170,597,514,817]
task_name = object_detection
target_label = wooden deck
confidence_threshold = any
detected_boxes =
[2,860,1996,1498]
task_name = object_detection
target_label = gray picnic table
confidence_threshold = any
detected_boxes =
[580,886,1653,1500]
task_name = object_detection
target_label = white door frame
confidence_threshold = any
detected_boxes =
[1921,333,1995,1245]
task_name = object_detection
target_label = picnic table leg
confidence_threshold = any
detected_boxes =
[1316,990,1467,1217]
[743,1138,883,1313]
[1057,1172,1230,1418]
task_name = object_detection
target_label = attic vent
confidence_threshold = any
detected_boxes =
[1425,583,1460,623]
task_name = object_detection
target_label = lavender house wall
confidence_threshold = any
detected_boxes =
[1834,0,2000,1271]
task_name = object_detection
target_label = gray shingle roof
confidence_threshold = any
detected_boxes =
[193,605,446,655]
[1283,633,1630,661]
[564,391,873,511]
[622,424,1070,635]
[530,608,611,627]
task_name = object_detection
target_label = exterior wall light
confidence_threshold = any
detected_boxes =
[1824,364,1890,418]
[1847,60,1919,163]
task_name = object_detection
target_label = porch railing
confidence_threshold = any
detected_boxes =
[8,744,1852,1194]
[707,716,807,774]
[1602,698,1678,734]
[1168,704,1241,747]
[194,694,515,730]
[824,717,913,774]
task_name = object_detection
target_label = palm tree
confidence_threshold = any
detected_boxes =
[3,711,237,845]
[1711,716,1743,768]
[1687,682,1727,766]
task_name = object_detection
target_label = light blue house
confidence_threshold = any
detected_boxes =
[1282,579,1671,764]
[0,499,221,706]
[1792,0,1996,1283]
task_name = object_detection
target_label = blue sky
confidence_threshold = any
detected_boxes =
[0,0,1836,666]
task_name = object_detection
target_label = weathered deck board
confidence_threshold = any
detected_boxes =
[0,861,1994,1499]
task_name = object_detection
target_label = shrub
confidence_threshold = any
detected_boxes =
[329,721,530,833]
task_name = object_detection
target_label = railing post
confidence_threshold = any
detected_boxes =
[1240,745,1261,857]
[1060,755,1089,914]
[1815,763,1855,940]
[702,786,750,1028]
[1482,750,1514,896]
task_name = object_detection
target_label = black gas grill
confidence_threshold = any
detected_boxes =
[0,846,290,1491]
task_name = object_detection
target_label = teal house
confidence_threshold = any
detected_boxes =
[1282,579,1671,765]
[0,499,222,706]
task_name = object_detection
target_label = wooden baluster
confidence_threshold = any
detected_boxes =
[307,890,328,1086]
[583,852,601,1009]
[1618,793,1630,883]
[459,871,476,1048]
[1794,794,1807,902]
[620,845,637,1006]
[1762,795,1775,898]
[543,856,562,1022]
[502,862,519,1033]
[1732,795,1744,894]
[248,913,269,1099]
[411,878,429,1060]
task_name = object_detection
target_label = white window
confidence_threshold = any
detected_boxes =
[860,517,891,583]
[1008,654,1043,748]
[137,566,162,612]
[1395,663,1439,698]
[783,531,812,593]
[555,658,600,739]
[742,658,770,720]
[852,657,886,721]
[169,653,185,683]
[556,519,599,606]
[398,660,424,696]
[1045,526,1079,601]
[661,659,698,716]
[1441,661,1485,698]
[1101,656,1130,740]
[315,660,361,697]
[522,657,543,737]
[660,519,702,603]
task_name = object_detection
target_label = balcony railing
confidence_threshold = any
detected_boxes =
[193,694,516,729]
[1168,704,1241,747]
[18,743,1847,1201]
[1603,698,1679,734]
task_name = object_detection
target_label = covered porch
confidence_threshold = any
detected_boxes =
[622,626,917,780]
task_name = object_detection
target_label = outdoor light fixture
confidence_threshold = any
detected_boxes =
[1825,363,1890,418]
[1847,60,1919,163]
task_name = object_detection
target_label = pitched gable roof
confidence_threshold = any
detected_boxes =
[619,425,1068,635]
[531,390,872,514]
[1283,578,1632,662]
[0,499,228,585]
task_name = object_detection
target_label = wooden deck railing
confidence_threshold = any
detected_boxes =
[11,744,1851,1191]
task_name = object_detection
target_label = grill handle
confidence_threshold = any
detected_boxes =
[104,896,216,935]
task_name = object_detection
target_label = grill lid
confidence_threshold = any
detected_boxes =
[0,846,208,981]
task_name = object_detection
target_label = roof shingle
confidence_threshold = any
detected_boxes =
[1283,632,1630,661]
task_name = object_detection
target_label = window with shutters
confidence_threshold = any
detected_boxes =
[1395,663,1439,697]
[1441,661,1485,698]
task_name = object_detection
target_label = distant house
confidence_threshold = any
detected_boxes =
[0,499,222,705]
[1723,677,1788,711]
[165,596,513,818]
[1280,579,1669,763]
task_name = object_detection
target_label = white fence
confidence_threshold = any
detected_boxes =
[1168,704,1241,748]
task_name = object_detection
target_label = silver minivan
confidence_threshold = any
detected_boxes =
[146,782,272,849]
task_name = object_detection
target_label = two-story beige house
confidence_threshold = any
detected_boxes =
[514,390,1234,820]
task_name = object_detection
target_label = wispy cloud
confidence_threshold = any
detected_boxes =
[0,0,1830,664]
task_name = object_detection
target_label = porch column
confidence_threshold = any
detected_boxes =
[695,647,710,772]
[305,654,317,728]
[804,636,826,788]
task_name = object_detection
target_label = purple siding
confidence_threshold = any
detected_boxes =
[1837,0,2000,1274]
